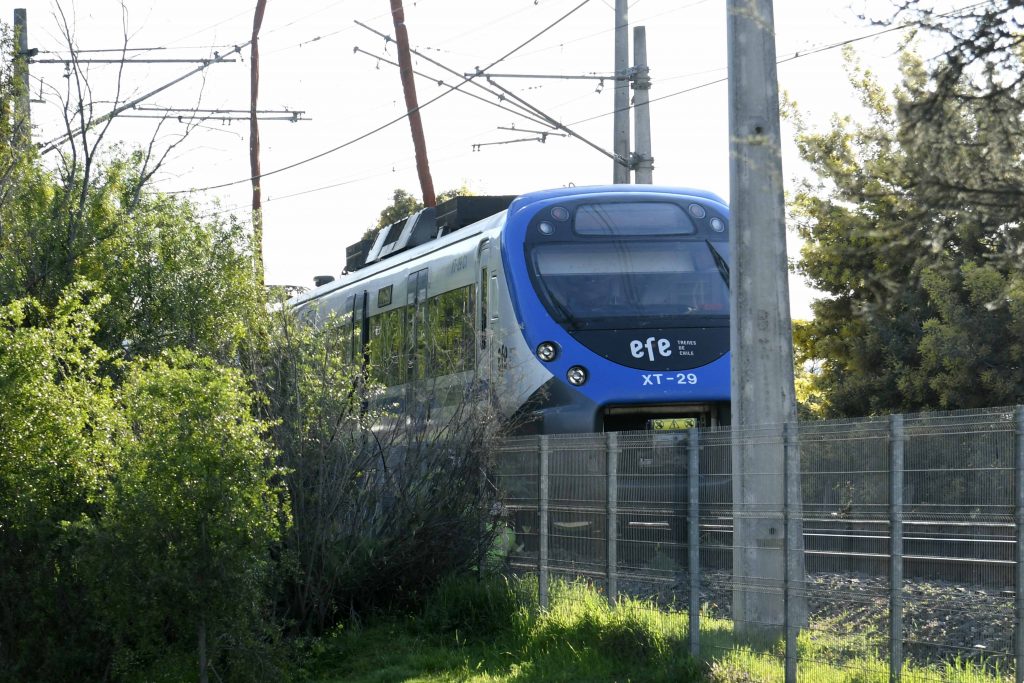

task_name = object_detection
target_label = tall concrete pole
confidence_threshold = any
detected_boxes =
[390,0,436,207]
[631,26,653,184]
[726,0,806,641]
[13,9,31,147]
[612,0,630,184]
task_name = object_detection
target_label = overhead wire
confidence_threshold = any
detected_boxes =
[565,0,993,128]
[205,0,986,208]
[169,0,597,195]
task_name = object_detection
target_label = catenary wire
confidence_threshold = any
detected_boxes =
[169,0,597,195]
[565,0,992,128]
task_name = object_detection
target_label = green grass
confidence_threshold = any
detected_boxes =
[301,576,1013,683]
[301,576,702,682]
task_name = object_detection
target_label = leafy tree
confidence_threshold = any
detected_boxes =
[790,49,1023,416]
[0,147,264,363]
[95,349,287,682]
[0,286,123,679]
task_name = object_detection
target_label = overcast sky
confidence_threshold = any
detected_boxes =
[6,0,945,317]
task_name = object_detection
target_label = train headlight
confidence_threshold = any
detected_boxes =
[566,365,588,386]
[536,341,558,362]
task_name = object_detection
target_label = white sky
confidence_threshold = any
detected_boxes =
[6,0,938,318]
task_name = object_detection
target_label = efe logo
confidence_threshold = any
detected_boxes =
[630,337,672,362]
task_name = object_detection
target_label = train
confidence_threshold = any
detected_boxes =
[289,185,731,434]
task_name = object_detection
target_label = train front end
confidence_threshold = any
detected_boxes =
[502,186,731,433]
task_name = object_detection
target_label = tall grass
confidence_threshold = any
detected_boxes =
[305,575,1012,683]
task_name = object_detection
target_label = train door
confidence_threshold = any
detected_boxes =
[406,269,429,406]
[352,291,367,366]
[478,240,499,375]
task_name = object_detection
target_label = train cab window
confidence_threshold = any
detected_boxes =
[573,202,696,236]
[528,240,730,329]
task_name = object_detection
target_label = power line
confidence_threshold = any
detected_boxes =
[34,45,237,54]
[503,0,714,63]
[39,42,250,154]
[353,47,551,128]
[566,0,992,128]
[32,57,239,64]
[353,24,560,127]
[170,0,597,195]
[484,75,620,162]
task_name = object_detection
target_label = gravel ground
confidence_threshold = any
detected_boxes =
[617,570,1015,668]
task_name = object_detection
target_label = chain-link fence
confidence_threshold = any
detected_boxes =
[492,405,1024,682]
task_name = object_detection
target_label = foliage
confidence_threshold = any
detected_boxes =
[258,305,500,635]
[306,575,704,683]
[887,1,1024,123]
[0,286,123,679]
[0,291,288,681]
[306,575,1016,683]
[789,49,1024,417]
[93,349,287,681]
[0,147,264,362]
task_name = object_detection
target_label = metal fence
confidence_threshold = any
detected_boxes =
[492,405,1024,682]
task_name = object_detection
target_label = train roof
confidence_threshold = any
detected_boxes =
[289,185,728,309]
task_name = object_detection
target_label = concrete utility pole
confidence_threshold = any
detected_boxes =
[726,0,806,641]
[631,26,653,184]
[612,0,630,184]
[390,0,436,207]
[13,9,31,147]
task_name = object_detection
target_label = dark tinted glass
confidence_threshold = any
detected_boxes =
[530,240,729,328]
[573,202,696,236]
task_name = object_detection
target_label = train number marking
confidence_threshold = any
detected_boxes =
[642,373,699,386]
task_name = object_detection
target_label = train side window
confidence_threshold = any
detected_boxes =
[367,306,406,386]
[338,295,354,363]
[480,268,488,350]
[377,284,393,308]
[352,292,366,365]
[427,285,475,377]
[489,273,498,322]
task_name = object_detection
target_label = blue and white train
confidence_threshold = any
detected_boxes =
[290,185,731,434]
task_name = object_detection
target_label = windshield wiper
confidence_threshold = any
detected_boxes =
[705,240,730,288]
[548,293,581,330]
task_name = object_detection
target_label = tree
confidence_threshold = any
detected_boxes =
[789,49,1024,416]
[96,350,287,682]
[0,142,264,362]
[0,286,123,679]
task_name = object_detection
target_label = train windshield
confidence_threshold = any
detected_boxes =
[529,240,730,329]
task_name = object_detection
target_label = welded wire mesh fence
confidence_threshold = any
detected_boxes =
[492,405,1024,682]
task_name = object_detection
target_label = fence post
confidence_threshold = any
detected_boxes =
[607,431,619,606]
[688,427,701,658]
[783,421,799,683]
[889,414,905,683]
[1015,406,1024,683]
[539,435,550,611]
